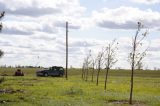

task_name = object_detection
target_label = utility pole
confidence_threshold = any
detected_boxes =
[66,21,68,80]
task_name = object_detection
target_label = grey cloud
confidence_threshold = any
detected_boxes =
[17,45,31,49]
[0,3,61,17]
[148,47,160,51]
[32,49,65,54]
[2,27,33,35]
[2,22,59,36]
[38,25,58,34]
[0,41,12,46]
[31,35,56,41]
[98,21,138,29]
[68,47,83,55]
[144,19,160,28]
[54,21,81,29]
[8,7,61,17]
[70,41,97,47]
[98,19,160,30]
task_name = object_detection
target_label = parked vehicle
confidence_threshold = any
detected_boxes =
[36,66,65,77]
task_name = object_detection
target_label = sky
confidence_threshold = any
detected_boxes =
[0,0,160,69]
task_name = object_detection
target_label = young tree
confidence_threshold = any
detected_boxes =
[104,40,118,91]
[81,62,85,79]
[0,11,5,58]
[128,22,148,104]
[91,57,96,82]
[82,60,87,80]
[82,50,92,81]
[0,11,5,31]
[84,50,92,81]
[96,48,105,86]
[0,50,4,58]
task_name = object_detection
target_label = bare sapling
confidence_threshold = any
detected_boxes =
[96,48,105,86]
[104,40,118,91]
[0,11,5,32]
[0,50,3,58]
[128,22,149,104]
[0,11,5,57]
[82,50,92,81]
[82,62,85,79]
[91,58,96,82]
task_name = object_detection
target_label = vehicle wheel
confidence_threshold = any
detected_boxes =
[44,73,48,77]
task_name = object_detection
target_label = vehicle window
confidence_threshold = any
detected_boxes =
[59,68,63,71]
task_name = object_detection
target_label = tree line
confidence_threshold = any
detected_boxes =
[81,22,149,104]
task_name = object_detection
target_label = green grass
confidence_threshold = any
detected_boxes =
[0,68,160,106]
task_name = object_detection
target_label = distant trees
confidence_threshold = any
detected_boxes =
[128,22,148,104]
[104,40,118,91]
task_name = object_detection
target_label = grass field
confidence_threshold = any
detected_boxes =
[0,68,160,106]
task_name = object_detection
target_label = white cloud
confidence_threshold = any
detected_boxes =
[92,6,160,30]
[0,0,86,36]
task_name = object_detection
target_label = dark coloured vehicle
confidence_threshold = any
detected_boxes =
[36,66,65,77]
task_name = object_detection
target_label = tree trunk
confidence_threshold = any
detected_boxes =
[104,68,109,91]
[91,68,94,82]
[96,68,100,86]
[85,69,88,81]
[129,66,134,104]
[129,30,138,104]
[83,68,86,80]
[82,67,84,79]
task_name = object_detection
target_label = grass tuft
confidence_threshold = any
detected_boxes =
[65,87,83,96]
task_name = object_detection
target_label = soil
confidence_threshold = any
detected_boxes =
[107,100,145,106]
[0,88,24,94]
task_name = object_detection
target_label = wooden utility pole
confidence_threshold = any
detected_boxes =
[65,22,68,80]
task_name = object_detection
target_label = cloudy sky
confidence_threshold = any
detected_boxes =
[0,0,160,69]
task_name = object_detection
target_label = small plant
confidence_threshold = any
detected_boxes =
[65,87,83,96]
